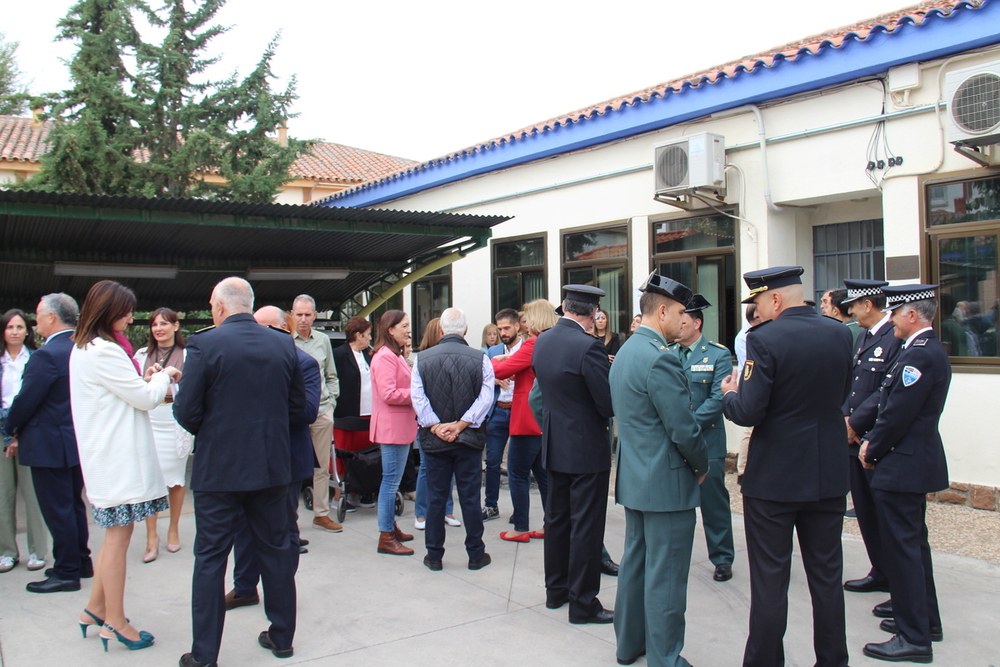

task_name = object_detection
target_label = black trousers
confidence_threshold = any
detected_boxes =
[30,465,90,581]
[191,485,296,663]
[743,495,849,667]
[233,481,304,597]
[848,455,886,582]
[872,489,940,647]
[424,446,484,561]
[544,468,610,620]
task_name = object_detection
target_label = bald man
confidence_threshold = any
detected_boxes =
[174,278,306,666]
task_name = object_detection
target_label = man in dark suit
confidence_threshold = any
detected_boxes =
[721,266,853,667]
[840,279,902,596]
[174,278,306,667]
[611,273,707,667]
[226,306,321,610]
[3,293,90,593]
[860,285,950,664]
[532,284,615,625]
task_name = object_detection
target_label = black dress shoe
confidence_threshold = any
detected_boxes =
[26,576,81,593]
[545,596,568,610]
[617,648,646,665]
[258,631,294,658]
[44,566,93,579]
[179,654,218,667]
[844,574,891,593]
[862,634,932,663]
[880,619,943,642]
[423,555,443,571]
[600,559,620,576]
[713,563,733,582]
[468,553,492,570]
[570,608,614,625]
[873,599,894,618]
[298,538,310,547]
[299,546,308,554]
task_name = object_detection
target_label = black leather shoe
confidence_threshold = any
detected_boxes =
[617,648,646,665]
[258,631,294,658]
[26,576,81,593]
[880,619,943,642]
[570,608,614,625]
[713,563,733,581]
[600,559,620,576]
[873,599,894,618]
[468,553,492,570]
[179,654,218,667]
[299,546,308,554]
[844,574,891,593]
[545,595,568,610]
[423,555,443,571]
[298,538,309,547]
[862,634,932,663]
[45,565,93,579]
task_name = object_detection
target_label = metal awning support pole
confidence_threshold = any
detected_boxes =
[358,251,465,319]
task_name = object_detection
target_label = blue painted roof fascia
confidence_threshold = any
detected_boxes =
[329,1,998,209]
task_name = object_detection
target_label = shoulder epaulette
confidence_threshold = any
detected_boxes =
[191,325,215,334]
[710,341,728,350]
[912,338,928,347]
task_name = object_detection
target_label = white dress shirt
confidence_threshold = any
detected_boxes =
[1,346,30,410]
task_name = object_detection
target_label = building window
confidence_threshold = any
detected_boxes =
[927,173,1000,362]
[652,213,737,351]
[492,235,546,316]
[562,225,630,334]
[411,265,451,344]
[812,220,885,305]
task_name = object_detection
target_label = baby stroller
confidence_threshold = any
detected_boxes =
[332,444,403,523]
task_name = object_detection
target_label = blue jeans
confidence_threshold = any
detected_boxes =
[425,447,485,562]
[377,443,411,532]
[483,406,510,508]
[415,439,454,518]
[507,434,547,532]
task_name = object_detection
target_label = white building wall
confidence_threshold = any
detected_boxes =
[379,45,1000,489]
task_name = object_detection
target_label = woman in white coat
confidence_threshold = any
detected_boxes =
[70,281,181,653]
[133,307,189,561]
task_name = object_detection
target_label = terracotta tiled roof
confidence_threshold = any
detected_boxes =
[0,115,415,183]
[328,0,981,202]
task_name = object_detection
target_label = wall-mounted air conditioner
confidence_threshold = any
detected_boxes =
[653,132,726,197]
[946,61,1000,147]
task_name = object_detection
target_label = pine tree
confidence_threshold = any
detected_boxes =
[0,32,29,115]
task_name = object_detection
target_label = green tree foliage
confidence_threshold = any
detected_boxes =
[0,32,30,116]
[22,0,310,202]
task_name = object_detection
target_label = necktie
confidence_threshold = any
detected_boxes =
[681,347,691,364]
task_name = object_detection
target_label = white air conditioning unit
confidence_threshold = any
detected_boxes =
[653,132,726,197]
[946,61,1000,147]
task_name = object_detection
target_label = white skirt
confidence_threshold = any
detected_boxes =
[149,402,187,487]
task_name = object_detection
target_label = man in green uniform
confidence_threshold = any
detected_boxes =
[610,272,708,667]
[669,294,735,582]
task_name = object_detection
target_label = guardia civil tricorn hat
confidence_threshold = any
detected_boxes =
[639,272,693,306]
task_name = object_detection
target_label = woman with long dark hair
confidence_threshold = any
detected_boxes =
[69,280,181,652]
[0,308,48,574]
[133,307,189,561]
[594,308,622,362]
[369,310,417,556]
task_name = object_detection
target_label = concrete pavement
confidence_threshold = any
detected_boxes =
[1,486,998,666]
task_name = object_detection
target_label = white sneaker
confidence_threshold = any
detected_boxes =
[414,517,426,530]
[445,515,462,527]
[0,555,16,573]
[26,554,45,571]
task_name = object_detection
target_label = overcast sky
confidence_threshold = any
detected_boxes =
[5,0,916,162]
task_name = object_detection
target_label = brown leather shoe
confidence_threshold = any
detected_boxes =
[224,589,260,610]
[393,522,414,542]
[313,516,343,533]
[377,531,414,556]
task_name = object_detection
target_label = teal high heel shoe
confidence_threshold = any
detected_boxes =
[79,609,104,638]
[99,623,154,652]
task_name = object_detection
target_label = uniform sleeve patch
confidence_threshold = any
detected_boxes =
[913,338,928,347]
[901,366,922,387]
[743,360,754,381]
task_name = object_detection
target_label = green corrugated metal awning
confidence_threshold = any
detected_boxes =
[0,190,509,312]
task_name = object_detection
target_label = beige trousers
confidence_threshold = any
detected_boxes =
[0,452,49,560]
[310,409,335,517]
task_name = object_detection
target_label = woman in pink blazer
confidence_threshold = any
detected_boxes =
[369,310,417,556]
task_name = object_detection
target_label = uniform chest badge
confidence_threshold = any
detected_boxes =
[743,360,754,381]
[691,364,714,372]
[874,346,883,357]
[901,366,922,387]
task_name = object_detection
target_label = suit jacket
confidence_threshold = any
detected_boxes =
[332,343,372,430]
[863,329,950,494]
[369,345,417,445]
[173,313,305,492]
[723,306,853,502]
[532,317,614,474]
[3,330,78,468]
[844,319,903,454]
[611,325,708,512]
[491,336,541,436]
[291,348,322,482]
[670,335,731,459]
